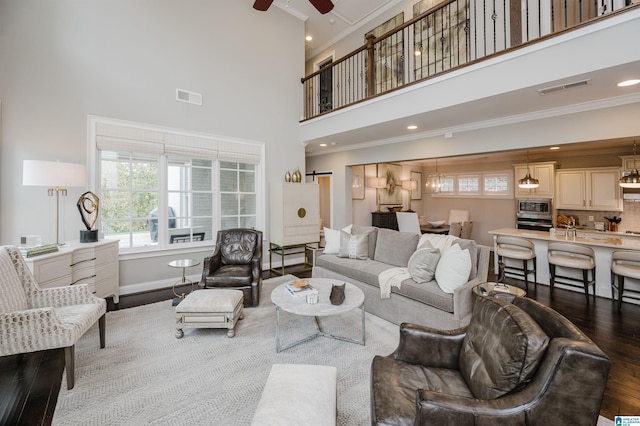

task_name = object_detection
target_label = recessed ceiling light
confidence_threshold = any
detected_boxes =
[319,143,327,147]
[407,125,418,130]
[330,142,337,146]
[305,35,313,41]
[618,79,640,87]
[549,146,560,150]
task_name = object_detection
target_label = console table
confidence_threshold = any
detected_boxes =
[371,212,398,230]
[24,239,120,303]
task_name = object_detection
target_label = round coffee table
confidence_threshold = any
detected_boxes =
[271,278,365,353]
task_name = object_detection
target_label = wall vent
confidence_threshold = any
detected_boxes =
[176,88,203,106]
[537,79,591,95]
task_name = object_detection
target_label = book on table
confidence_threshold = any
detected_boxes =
[285,282,318,297]
[20,244,59,258]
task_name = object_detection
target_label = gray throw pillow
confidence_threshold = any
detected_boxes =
[459,297,549,400]
[338,230,369,260]
[352,225,378,260]
[407,246,441,283]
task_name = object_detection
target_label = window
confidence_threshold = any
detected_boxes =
[90,117,263,251]
[432,171,512,198]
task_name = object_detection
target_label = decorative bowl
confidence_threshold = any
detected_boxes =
[427,220,446,227]
[387,206,403,213]
[291,279,309,288]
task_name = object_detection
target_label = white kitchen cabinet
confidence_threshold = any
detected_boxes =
[25,239,120,303]
[514,162,556,198]
[269,182,320,246]
[556,167,622,211]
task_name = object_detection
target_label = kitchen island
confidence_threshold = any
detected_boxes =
[488,228,640,303]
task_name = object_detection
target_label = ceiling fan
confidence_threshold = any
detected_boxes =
[253,0,334,14]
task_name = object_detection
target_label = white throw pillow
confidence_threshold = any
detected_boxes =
[408,247,441,283]
[323,224,353,254]
[435,243,471,293]
[418,233,460,253]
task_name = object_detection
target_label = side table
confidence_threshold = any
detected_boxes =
[473,282,526,304]
[169,258,200,306]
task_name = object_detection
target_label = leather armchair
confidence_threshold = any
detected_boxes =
[371,295,610,426]
[200,229,262,307]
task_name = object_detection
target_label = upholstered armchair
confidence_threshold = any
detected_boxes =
[200,229,263,307]
[371,295,610,425]
[0,245,106,390]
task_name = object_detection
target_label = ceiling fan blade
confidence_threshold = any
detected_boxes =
[253,0,274,11]
[309,0,334,14]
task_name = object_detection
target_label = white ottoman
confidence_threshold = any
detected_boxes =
[175,289,244,338]
[252,364,337,426]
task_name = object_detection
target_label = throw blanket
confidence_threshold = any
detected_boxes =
[378,267,411,298]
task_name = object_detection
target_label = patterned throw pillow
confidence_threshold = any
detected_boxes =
[338,230,369,260]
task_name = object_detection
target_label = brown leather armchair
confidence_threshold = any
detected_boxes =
[200,229,262,307]
[371,295,610,425]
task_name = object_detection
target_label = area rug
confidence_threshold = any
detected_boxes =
[52,275,399,425]
[53,275,615,426]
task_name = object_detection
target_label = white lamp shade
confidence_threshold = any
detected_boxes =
[370,177,387,189]
[402,180,417,190]
[23,160,87,188]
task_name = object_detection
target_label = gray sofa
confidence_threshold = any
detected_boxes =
[312,226,490,330]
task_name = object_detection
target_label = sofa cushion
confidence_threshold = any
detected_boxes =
[323,225,352,254]
[459,297,549,400]
[314,254,454,313]
[338,230,369,260]
[374,228,419,267]
[452,239,478,280]
[407,246,441,284]
[435,244,471,293]
[352,225,378,260]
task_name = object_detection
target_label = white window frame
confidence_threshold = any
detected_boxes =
[432,170,513,198]
[87,115,265,254]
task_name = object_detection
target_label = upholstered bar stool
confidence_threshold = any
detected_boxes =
[495,235,536,291]
[547,242,595,302]
[611,250,640,311]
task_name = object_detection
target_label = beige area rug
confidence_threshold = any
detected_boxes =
[53,274,615,426]
[52,275,398,425]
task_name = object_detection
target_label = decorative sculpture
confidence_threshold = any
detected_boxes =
[77,191,100,243]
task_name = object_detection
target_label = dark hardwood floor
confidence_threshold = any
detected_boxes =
[1,269,639,424]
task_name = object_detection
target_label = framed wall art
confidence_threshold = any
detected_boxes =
[377,163,402,205]
[411,171,422,200]
[351,165,365,200]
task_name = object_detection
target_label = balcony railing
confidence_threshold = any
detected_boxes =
[301,0,636,121]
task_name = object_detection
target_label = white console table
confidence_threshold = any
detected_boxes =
[24,239,120,303]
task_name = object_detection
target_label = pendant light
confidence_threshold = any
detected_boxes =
[518,150,540,189]
[426,158,445,193]
[620,140,640,188]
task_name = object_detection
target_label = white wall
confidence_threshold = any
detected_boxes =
[0,0,305,291]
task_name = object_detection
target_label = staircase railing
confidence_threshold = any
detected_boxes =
[301,0,637,121]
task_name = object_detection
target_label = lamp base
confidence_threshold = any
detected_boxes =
[80,229,99,243]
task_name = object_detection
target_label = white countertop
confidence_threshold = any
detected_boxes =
[488,228,640,250]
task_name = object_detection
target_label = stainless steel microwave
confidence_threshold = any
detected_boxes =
[516,198,552,219]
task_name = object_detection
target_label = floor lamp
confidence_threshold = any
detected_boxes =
[23,160,87,245]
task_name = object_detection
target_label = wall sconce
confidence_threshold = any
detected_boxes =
[23,160,87,245]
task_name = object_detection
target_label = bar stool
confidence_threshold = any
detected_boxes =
[495,236,537,291]
[611,250,640,311]
[547,242,595,302]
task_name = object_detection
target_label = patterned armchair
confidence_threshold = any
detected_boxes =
[0,245,106,389]
[201,229,262,307]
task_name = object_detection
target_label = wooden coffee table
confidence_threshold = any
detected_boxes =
[271,278,366,352]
